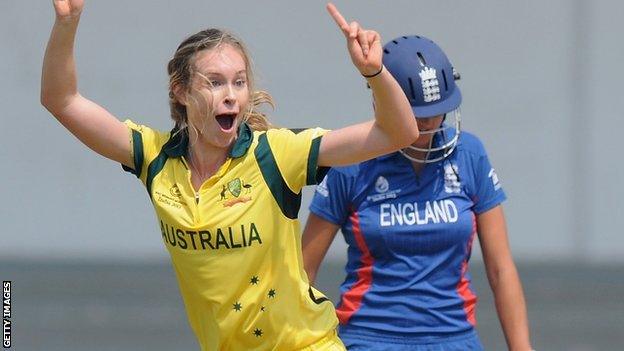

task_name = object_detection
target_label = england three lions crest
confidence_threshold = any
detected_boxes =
[419,67,441,103]
[444,163,461,193]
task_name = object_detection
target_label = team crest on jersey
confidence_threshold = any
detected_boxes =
[220,178,253,207]
[444,163,461,193]
[419,67,441,103]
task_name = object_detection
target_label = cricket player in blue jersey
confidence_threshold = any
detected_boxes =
[302,36,533,350]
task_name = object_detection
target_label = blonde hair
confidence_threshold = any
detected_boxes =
[167,28,273,137]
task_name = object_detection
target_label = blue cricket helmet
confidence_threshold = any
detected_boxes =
[382,35,461,118]
[383,35,462,163]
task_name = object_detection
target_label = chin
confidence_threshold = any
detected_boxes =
[212,132,237,149]
[414,137,434,148]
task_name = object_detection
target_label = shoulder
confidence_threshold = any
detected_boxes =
[265,127,327,139]
[327,163,361,178]
[323,157,386,185]
[124,119,166,137]
[456,130,488,158]
[124,119,171,148]
[255,127,327,156]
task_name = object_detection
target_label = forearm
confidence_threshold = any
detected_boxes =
[41,17,81,113]
[489,266,532,351]
[367,68,419,147]
[304,265,319,285]
[302,240,326,285]
[302,214,339,286]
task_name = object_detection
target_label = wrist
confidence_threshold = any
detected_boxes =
[55,15,81,25]
[362,65,384,79]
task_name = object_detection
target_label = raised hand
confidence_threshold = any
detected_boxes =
[53,0,84,21]
[326,3,382,77]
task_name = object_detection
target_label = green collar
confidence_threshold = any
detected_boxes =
[229,122,253,158]
[163,122,253,158]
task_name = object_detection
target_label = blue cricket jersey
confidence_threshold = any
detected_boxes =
[309,129,506,340]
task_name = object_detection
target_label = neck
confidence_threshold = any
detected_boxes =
[406,149,428,174]
[188,138,230,181]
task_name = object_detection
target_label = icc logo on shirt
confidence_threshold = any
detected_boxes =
[375,176,390,193]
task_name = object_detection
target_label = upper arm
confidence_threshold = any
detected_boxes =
[477,205,515,273]
[470,139,511,271]
[465,136,506,214]
[317,120,405,167]
[303,168,354,283]
[48,94,133,168]
[302,213,340,284]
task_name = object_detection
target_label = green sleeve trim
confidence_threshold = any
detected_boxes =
[306,136,322,185]
[146,150,168,199]
[122,129,144,178]
[132,129,144,178]
[308,286,329,304]
[254,133,301,219]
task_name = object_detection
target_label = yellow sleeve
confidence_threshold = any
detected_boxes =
[122,120,169,185]
[264,127,329,193]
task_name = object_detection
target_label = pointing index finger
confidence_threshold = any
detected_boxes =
[327,3,350,35]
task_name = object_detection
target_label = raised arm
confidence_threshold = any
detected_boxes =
[302,213,341,285]
[41,0,133,168]
[478,205,533,351]
[318,3,419,167]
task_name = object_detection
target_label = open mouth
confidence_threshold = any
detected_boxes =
[215,113,236,131]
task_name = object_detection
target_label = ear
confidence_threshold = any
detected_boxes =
[172,83,188,106]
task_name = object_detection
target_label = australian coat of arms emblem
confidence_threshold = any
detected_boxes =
[221,178,253,207]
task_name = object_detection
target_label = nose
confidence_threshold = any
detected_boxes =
[223,84,236,106]
[417,119,434,130]
[417,116,442,131]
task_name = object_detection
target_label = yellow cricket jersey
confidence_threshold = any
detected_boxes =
[122,120,339,351]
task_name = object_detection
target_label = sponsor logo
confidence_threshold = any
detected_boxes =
[489,168,502,190]
[316,176,329,197]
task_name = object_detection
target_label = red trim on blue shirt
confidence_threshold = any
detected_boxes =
[456,212,478,326]
[337,211,374,324]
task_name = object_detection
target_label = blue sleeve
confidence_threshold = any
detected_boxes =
[469,141,507,214]
[308,168,353,226]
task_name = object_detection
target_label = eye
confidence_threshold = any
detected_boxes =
[209,80,222,87]
[235,79,247,87]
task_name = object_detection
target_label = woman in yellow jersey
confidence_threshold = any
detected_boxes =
[41,1,419,350]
